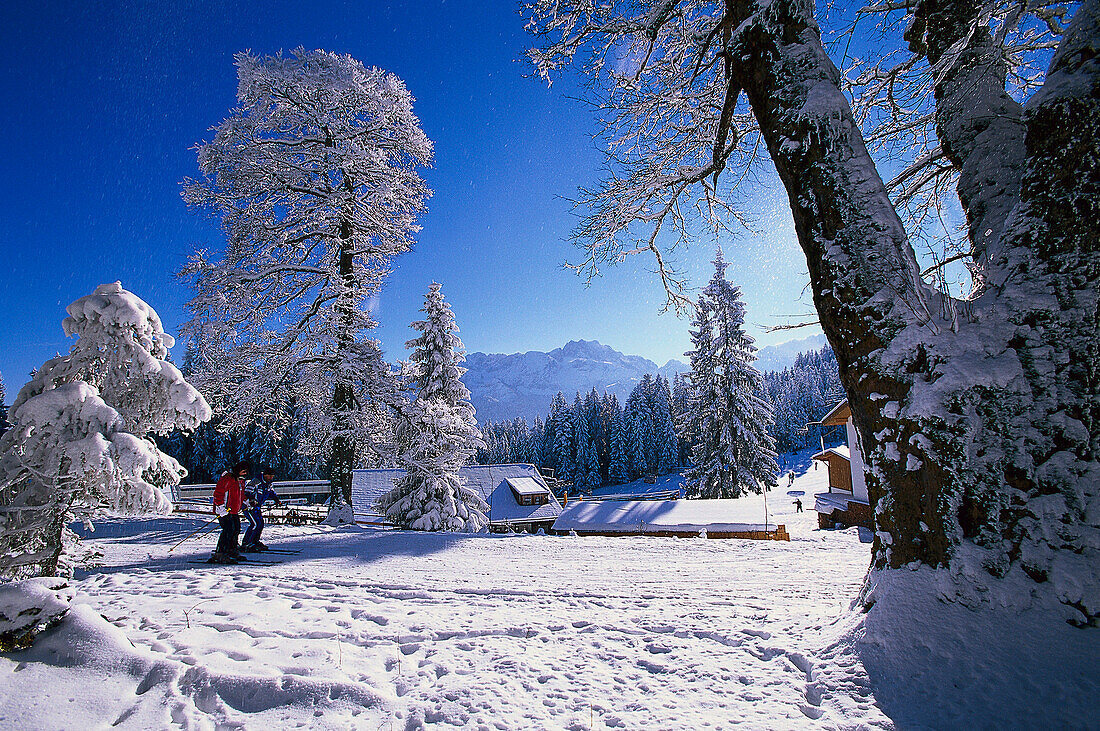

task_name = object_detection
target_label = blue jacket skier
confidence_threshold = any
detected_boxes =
[242,467,281,551]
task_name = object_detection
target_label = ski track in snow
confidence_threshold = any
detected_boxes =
[0,469,892,729]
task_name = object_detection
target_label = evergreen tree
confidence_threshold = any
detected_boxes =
[671,373,694,466]
[625,408,647,479]
[573,406,601,490]
[530,416,547,467]
[552,395,579,484]
[607,404,630,485]
[654,375,680,474]
[0,283,211,577]
[380,282,486,531]
[683,251,779,499]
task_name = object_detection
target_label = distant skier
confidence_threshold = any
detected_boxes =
[211,461,251,564]
[788,471,795,487]
[242,466,282,552]
[794,498,803,513]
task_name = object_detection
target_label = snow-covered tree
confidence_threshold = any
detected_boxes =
[377,400,488,532]
[0,283,211,577]
[573,405,602,490]
[405,282,482,454]
[550,393,576,483]
[180,48,432,507]
[379,283,486,531]
[654,376,680,474]
[607,405,630,485]
[624,408,647,480]
[526,0,1100,623]
[682,252,778,499]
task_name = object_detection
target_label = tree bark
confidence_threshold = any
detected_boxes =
[725,0,1099,621]
[911,0,1027,289]
[328,220,357,508]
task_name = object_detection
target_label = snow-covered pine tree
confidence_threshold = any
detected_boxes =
[682,252,779,499]
[379,282,487,532]
[671,374,694,467]
[527,0,1100,625]
[378,400,488,532]
[0,283,211,577]
[625,408,647,480]
[654,376,680,474]
[551,394,576,484]
[181,48,432,508]
[530,416,547,467]
[607,403,630,485]
[573,403,601,490]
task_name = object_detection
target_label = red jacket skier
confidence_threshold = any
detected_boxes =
[213,470,245,516]
[210,461,250,563]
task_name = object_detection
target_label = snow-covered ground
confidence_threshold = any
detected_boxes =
[2,464,1095,729]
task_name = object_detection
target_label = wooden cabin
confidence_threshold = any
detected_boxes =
[811,400,873,530]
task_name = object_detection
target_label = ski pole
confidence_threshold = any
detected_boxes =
[168,515,219,553]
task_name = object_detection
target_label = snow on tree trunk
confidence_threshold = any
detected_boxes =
[0,283,211,579]
[524,0,1099,629]
[723,0,1099,621]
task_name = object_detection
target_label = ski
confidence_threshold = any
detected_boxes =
[187,559,284,566]
[248,548,301,555]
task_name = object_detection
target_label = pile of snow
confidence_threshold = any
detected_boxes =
[0,579,73,651]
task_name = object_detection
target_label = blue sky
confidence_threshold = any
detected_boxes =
[0,0,820,390]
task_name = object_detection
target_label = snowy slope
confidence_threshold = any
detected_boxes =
[2,468,1096,729]
[463,339,688,423]
[0,478,901,730]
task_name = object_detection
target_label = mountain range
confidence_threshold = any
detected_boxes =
[462,334,827,424]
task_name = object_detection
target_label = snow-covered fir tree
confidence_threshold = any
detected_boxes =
[378,400,488,532]
[625,408,647,480]
[572,403,601,490]
[180,48,432,508]
[682,251,778,499]
[606,404,630,485]
[670,374,694,466]
[378,282,487,532]
[550,393,575,483]
[0,283,211,578]
[654,376,680,474]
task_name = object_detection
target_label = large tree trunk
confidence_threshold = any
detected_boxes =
[727,0,1099,621]
[328,225,358,508]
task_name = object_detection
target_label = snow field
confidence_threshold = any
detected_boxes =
[0,474,894,729]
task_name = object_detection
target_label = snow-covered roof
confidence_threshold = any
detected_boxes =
[505,477,548,496]
[553,497,777,533]
[813,492,869,514]
[351,464,563,525]
[812,445,851,462]
[817,399,851,427]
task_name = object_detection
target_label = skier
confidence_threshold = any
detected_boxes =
[788,471,795,487]
[211,461,250,564]
[242,466,282,552]
[794,498,803,513]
